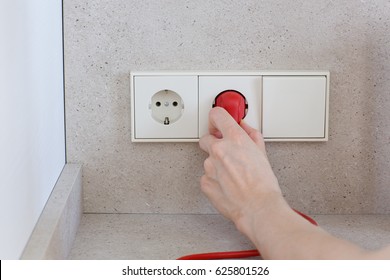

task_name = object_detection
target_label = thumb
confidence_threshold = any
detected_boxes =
[240,120,266,150]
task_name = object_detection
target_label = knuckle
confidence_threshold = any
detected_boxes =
[210,142,225,159]
[200,175,208,186]
[203,158,213,171]
[200,175,211,193]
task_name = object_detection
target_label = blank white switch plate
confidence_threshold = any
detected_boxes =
[130,71,329,142]
[262,75,328,140]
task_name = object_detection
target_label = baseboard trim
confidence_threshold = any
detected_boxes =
[21,164,82,259]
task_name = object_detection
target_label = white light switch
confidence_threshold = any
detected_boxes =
[262,75,328,140]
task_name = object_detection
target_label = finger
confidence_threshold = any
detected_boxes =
[208,107,241,138]
[200,175,222,200]
[200,175,233,220]
[200,175,219,192]
[203,157,216,179]
[199,133,218,154]
[240,120,266,150]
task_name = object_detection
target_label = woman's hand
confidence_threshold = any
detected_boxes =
[199,107,282,233]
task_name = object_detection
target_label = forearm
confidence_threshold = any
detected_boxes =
[200,108,390,259]
[237,194,367,259]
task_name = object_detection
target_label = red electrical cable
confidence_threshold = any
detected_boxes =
[177,209,318,260]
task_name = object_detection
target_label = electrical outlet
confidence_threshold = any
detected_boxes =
[131,74,198,141]
[198,75,262,138]
[130,71,329,142]
[150,89,184,125]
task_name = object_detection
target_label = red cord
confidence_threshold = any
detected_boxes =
[177,249,259,260]
[177,209,318,260]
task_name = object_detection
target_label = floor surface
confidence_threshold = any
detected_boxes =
[69,214,390,259]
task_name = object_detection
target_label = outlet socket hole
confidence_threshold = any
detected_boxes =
[150,90,184,125]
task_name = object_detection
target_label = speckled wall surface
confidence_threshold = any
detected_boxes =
[64,0,390,214]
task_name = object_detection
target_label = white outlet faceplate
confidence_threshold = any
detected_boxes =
[133,75,198,139]
[130,71,329,142]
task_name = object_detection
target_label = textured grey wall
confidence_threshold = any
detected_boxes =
[64,0,390,214]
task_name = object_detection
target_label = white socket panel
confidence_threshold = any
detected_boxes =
[133,75,198,139]
[130,71,329,142]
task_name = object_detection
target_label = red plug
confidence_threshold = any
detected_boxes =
[213,90,248,123]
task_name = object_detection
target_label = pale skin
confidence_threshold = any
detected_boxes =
[199,107,390,259]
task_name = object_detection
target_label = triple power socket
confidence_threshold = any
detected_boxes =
[130,71,329,142]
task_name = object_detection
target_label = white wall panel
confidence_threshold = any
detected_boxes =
[0,0,65,259]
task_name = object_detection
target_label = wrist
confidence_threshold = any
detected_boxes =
[234,191,288,241]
